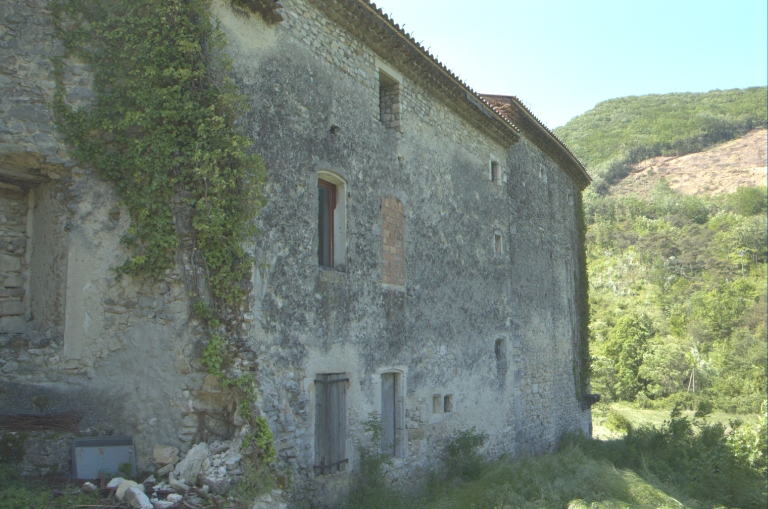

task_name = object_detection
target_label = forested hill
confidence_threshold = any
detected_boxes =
[557,88,767,414]
[554,87,767,193]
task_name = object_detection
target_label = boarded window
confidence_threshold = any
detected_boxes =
[314,373,348,476]
[318,179,337,267]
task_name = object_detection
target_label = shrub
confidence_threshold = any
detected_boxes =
[441,427,489,480]
[729,186,768,216]
[604,410,633,434]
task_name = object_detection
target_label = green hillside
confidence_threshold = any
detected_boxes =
[554,87,767,192]
[557,87,767,415]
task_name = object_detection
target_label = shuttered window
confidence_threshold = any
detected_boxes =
[314,373,348,476]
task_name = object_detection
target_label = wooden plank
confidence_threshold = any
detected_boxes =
[339,377,347,471]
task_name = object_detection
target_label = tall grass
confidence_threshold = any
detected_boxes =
[339,408,767,509]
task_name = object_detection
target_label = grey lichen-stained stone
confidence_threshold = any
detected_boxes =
[125,486,152,509]
[153,444,179,466]
[173,442,208,484]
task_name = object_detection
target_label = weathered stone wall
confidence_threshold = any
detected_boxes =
[1,0,590,504]
[0,0,234,472]
[216,0,590,503]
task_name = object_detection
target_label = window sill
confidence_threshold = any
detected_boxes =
[317,267,346,284]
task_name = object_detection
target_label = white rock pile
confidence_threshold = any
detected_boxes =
[98,440,286,509]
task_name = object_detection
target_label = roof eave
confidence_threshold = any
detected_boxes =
[304,0,521,148]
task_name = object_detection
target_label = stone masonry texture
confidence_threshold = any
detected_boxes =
[381,196,405,287]
[0,0,591,505]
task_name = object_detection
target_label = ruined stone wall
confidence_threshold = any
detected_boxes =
[0,0,236,472]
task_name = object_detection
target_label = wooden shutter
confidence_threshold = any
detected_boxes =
[314,373,347,475]
[381,373,396,456]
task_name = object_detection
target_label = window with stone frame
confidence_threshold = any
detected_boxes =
[490,159,501,185]
[317,172,347,270]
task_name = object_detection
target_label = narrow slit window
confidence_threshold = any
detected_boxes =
[490,160,501,185]
[443,394,453,413]
[494,234,503,257]
[318,179,336,267]
[495,338,508,377]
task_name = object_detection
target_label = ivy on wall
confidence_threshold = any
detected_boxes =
[574,190,591,400]
[52,0,273,461]
[52,0,265,308]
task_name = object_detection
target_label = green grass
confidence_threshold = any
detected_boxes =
[340,410,767,509]
[0,466,104,509]
[417,446,690,509]
[593,402,762,439]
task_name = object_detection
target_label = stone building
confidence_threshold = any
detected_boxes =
[0,0,591,502]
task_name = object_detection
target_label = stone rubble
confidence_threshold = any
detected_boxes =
[98,439,286,509]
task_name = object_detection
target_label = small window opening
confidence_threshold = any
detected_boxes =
[432,394,442,414]
[490,160,501,185]
[495,338,508,376]
[494,234,503,257]
[379,71,402,132]
[443,394,453,413]
[318,179,337,267]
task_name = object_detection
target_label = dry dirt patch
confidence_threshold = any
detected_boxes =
[611,128,767,197]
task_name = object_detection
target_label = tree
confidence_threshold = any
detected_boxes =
[639,339,689,398]
[603,314,654,401]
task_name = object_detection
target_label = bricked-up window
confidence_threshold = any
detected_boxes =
[314,373,348,476]
[318,179,336,267]
[379,71,402,132]
[381,196,405,286]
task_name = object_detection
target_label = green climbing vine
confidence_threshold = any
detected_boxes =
[52,0,265,306]
[52,0,272,463]
[574,190,591,400]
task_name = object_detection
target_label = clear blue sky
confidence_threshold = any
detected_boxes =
[372,0,768,128]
